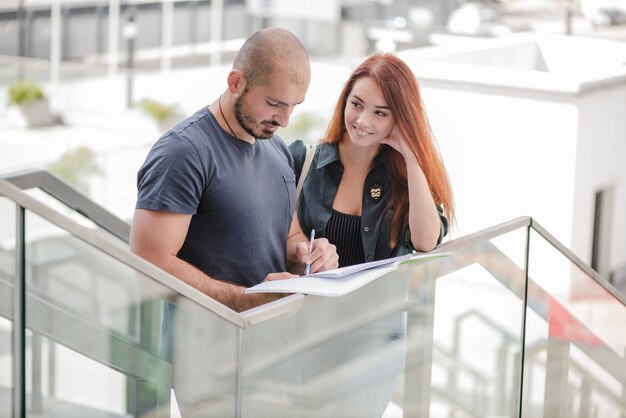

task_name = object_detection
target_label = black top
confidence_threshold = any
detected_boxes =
[326,209,366,267]
[289,140,448,263]
[136,107,295,287]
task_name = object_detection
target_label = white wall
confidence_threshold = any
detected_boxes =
[420,85,578,246]
[400,32,626,280]
[573,83,626,274]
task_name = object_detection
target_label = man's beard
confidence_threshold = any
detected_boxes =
[234,91,280,140]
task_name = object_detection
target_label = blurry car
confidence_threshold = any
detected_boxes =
[446,2,531,37]
[589,7,626,26]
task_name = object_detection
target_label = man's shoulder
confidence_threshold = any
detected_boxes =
[155,106,228,159]
[168,106,213,142]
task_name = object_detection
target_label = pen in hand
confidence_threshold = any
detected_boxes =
[304,229,315,275]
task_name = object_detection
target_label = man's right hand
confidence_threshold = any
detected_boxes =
[241,272,297,309]
[264,272,298,281]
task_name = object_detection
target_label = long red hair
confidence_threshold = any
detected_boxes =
[323,54,455,247]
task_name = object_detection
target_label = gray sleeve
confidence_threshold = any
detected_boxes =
[136,134,207,214]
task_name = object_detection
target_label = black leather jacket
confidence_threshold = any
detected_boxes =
[289,140,448,262]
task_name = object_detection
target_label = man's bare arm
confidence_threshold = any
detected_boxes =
[130,209,285,312]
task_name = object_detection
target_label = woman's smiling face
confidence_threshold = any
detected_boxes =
[344,77,394,147]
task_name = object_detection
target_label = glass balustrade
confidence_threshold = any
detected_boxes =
[400,225,529,418]
[240,269,411,418]
[523,227,626,418]
[1,177,625,418]
[0,190,242,416]
[0,197,15,418]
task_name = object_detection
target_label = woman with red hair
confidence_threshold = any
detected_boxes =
[286,54,455,417]
[288,53,454,272]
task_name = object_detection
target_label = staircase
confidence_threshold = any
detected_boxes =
[0,170,624,418]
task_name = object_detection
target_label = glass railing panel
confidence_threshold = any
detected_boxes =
[165,296,240,417]
[9,161,151,235]
[0,197,16,285]
[404,227,529,418]
[0,317,12,418]
[21,151,153,226]
[241,268,412,417]
[24,329,131,417]
[0,196,15,418]
[20,209,240,417]
[523,228,626,418]
[2,171,131,243]
[21,188,105,232]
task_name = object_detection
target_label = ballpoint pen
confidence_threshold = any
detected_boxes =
[304,229,315,275]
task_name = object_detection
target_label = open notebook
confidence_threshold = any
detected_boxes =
[245,252,450,297]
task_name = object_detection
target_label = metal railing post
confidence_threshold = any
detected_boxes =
[13,205,26,418]
[514,224,531,418]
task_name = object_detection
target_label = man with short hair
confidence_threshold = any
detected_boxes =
[130,28,338,312]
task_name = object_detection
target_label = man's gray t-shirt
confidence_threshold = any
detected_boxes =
[136,106,296,287]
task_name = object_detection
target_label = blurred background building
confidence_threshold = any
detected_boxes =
[2,0,625,281]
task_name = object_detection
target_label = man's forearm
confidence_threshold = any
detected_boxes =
[144,253,270,312]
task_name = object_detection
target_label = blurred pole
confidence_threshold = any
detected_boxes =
[210,0,223,66]
[437,0,454,30]
[565,5,573,35]
[50,0,61,89]
[190,0,198,55]
[161,0,173,72]
[123,13,137,107]
[108,0,120,76]
[17,0,25,79]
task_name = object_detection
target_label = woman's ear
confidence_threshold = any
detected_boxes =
[227,69,247,96]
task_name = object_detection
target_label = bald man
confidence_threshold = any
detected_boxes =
[130,28,338,312]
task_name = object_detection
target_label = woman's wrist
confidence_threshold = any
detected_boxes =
[402,147,420,169]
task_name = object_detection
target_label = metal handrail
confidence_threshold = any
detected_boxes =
[1,173,623,328]
[434,216,625,306]
[531,218,625,306]
[1,169,130,242]
[0,178,245,327]
[241,217,535,324]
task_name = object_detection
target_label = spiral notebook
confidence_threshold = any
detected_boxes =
[245,252,450,297]
[307,252,418,278]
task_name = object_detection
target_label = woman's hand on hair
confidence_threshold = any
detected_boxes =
[380,126,411,159]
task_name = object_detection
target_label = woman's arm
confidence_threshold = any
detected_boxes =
[381,128,441,252]
[403,154,441,251]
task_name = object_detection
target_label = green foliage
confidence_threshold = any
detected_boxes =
[277,112,328,144]
[47,147,103,194]
[7,80,46,106]
[139,98,179,122]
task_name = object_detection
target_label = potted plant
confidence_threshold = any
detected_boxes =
[7,80,58,127]
[139,98,183,133]
[47,146,103,195]
[276,112,327,143]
